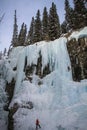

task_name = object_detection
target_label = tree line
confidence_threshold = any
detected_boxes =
[11,0,87,47]
[61,0,87,33]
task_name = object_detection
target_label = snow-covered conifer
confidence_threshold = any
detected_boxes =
[42,7,49,41]
[26,17,35,45]
[33,10,42,43]
[65,0,75,30]
[73,0,87,29]
[48,2,61,40]
[18,23,27,46]
[11,10,18,47]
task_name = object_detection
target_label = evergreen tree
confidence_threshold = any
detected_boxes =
[0,51,2,59]
[34,10,42,43]
[18,23,27,46]
[3,48,6,56]
[11,10,18,47]
[42,7,49,41]
[48,2,61,40]
[23,24,27,46]
[73,0,87,29]
[65,0,75,30]
[26,17,35,45]
[61,21,67,34]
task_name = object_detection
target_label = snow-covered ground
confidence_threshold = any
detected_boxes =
[68,27,87,40]
[0,27,87,130]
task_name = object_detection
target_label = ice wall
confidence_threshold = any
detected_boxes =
[12,37,72,97]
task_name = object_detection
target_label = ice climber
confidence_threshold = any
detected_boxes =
[36,119,41,130]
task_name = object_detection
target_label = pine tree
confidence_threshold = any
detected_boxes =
[42,7,49,41]
[23,24,27,46]
[48,2,61,40]
[61,21,67,34]
[18,23,27,46]
[3,48,6,56]
[73,0,87,29]
[34,10,42,43]
[11,10,18,47]
[26,17,35,45]
[65,0,75,30]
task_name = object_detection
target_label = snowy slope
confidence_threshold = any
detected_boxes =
[0,27,87,130]
[68,27,87,40]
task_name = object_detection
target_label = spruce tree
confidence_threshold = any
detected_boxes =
[11,10,18,47]
[23,24,27,46]
[42,7,49,41]
[65,0,75,30]
[34,10,42,43]
[18,23,27,46]
[73,0,87,29]
[26,17,35,45]
[49,2,61,40]
[61,21,67,34]
[3,48,7,56]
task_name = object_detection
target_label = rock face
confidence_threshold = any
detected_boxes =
[5,79,15,130]
[24,36,87,82]
[25,51,50,81]
[67,36,87,81]
[5,79,15,105]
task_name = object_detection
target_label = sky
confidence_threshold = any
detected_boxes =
[0,0,73,52]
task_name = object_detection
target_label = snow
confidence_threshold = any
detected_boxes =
[68,27,87,40]
[0,27,87,130]
[8,46,24,69]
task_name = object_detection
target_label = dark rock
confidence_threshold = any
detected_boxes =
[67,36,87,81]
[22,101,33,109]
